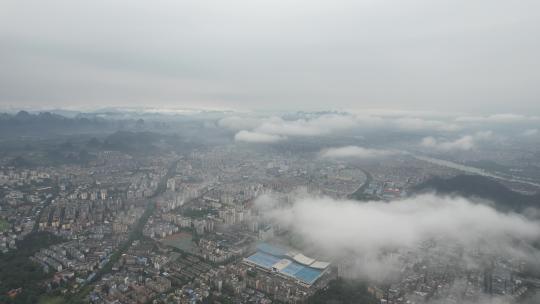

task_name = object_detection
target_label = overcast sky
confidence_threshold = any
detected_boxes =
[1,0,539,113]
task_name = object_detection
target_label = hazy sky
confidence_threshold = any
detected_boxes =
[1,0,539,113]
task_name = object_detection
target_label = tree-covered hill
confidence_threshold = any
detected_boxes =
[414,174,540,213]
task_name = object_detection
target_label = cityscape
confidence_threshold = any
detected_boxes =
[1,109,539,303]
[2,1,540,303]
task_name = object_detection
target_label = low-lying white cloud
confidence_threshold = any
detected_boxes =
[421,131,492,151]
[421,135,475,151]
[256,193,540,281]
[234,130,285,143]
[320,146,398,159]
[393,117,460,132]
[223,111,540,145]
[260,194,539,252]
[255,115,359,137]
[230,112,464,144]
[231,114,362,143]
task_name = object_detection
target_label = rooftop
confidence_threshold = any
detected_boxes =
[244,243,330,286]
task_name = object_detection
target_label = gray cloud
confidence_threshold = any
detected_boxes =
[1,0,540,113]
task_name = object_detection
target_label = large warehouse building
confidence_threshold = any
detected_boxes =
[243,243,331,287]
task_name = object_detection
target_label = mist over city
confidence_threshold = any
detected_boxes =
[1,1,540,304]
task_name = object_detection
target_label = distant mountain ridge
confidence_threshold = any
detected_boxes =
[0,110,101,123]
[0,111,136,138]
[414,174,540,213]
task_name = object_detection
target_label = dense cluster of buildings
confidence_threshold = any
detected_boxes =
[2,143,538,303]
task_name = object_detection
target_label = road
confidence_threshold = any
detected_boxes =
[70,158,179,303]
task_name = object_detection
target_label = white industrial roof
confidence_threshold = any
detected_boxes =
[310,261,331,269]
[293,253,316,266]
